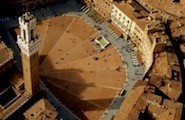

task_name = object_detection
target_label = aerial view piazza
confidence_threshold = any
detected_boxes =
[0,0,185,120]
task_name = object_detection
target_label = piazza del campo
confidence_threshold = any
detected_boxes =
[0,0,185,120]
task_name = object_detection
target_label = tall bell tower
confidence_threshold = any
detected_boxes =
[17,12,40,95]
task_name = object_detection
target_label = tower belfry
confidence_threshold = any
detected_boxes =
[17,12,40,95]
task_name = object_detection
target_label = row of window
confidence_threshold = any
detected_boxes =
[112,5,153,65]
[112,8,131,26]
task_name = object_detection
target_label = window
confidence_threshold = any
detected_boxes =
[23,29,26,40]
[31,29,34,40]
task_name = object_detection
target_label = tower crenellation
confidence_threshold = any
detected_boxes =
[17,12,40,56]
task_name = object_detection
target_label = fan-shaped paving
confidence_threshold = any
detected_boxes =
[38,15,126,119]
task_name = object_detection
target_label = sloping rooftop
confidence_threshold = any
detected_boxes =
[24,99,58,120]
[170,19,185,38]
[152,52,171,77]
[140,0,185,18]
[114,81,183,120]
[152,51,181,80]
[0,39,13,68]
[113,0,150,30]
[114,80,148,120]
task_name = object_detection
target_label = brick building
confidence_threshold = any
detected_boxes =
[114,81,183,120]
[24,99,58,120]
[0,38,14,74]
[84,0,114,20]
[110,0,174,76]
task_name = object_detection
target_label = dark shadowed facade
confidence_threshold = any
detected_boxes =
[0,0,62,16]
